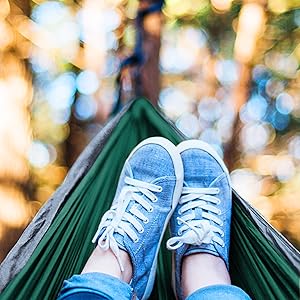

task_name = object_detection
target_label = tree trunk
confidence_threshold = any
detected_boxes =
[224,64,251,171]
[120,0,163,107]
[224,0,266,171]
[138,0,162,106]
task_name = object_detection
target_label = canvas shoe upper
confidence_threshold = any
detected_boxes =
[92,137,183,300]
[167,140,232,300]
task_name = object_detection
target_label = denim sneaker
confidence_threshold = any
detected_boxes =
[92,137,183,300]
[166,140,232,300]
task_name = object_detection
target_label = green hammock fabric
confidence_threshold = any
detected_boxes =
[0,98,299,300]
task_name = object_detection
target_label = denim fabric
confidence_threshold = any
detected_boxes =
[57,272,135,300]
[186,284,251,300]
[58,273,251,300]
[92,137,183,300]
[169,141,232,300]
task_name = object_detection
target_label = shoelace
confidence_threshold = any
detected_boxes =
[92,176,162,272]
[167,187,224,250]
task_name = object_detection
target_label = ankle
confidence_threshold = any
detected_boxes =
[81,247,133,283]
[181,253,231,298]
[119,249,133,283]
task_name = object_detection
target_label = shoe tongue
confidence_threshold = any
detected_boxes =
[185,242,218,257]
[95,227,126,252]
[183,189,220,258]
[183,213,219,257]
[114,232,127,251]
[193,206,203,220]
[111,196,139,251]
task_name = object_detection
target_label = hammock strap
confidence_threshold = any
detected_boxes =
[113,0,164,115]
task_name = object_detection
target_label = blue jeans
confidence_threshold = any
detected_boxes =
[57,272,251,300]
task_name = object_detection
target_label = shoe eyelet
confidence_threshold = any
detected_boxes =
[134,238,139,243]
[143,218,149,224]
[157,186,163,192]
[148,207,153,213]
[177,220,181,225]
[217,200,221,205]
[153,197,158,203]
[178,209,182,215]
[139,228,144,233]
[178,230,182,236]
[218,210,222,215]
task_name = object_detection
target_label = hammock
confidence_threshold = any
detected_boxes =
[0,98,299,300]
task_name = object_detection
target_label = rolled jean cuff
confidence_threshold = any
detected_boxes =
[186,284,251,300]
[57,272,134,300]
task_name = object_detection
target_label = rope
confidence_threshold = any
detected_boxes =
[112,0,164,115]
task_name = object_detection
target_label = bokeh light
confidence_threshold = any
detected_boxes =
[74,95,97,121]
[76,70,100,95]
[28,141,52,168]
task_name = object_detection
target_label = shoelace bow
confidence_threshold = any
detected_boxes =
[92,176,162,272]
[167,187,225,250]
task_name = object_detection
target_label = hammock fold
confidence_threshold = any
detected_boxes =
[0,98,299,300]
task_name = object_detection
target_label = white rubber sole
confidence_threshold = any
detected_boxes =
[126,137,184,300]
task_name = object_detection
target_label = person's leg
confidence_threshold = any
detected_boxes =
[58,272,134,300]
[181,253,250,300]
[181,253,230,297]
[167,140,251,300]
[58,226,135,300]
[186,284,251,300]
[58,137,184,300]
[81,247,132,283]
